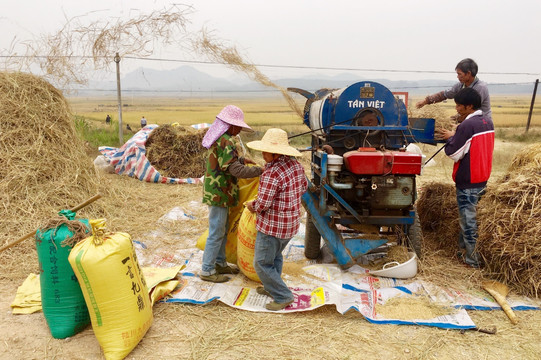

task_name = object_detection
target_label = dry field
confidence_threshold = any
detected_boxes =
[1,93,541,360]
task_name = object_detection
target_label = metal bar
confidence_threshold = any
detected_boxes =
[333,125,409,131]
[322,184,364,224]
[424,143,447,167]
[115,52,124,145]
[338,216,414,226]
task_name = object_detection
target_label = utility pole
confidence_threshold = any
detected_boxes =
[115,52,124,145]
[526,79,539,133]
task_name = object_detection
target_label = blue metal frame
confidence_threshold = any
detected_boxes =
[302,189,387,268]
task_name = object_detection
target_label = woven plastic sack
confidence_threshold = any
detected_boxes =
[237,206,260,282]
[35,209,91,339]
[196,176,259,264]
[69,219,153,360]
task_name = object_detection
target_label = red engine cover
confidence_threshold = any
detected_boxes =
[343,148,422,175]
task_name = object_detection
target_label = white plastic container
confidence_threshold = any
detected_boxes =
[368,251,417,279]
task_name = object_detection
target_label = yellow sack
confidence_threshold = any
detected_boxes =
[197,176,259,264]
[10,273,42,314]
[69,219,152,360]
[142,266,183,306]
[237,206,260,282]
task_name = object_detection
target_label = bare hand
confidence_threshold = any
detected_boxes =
[435,128,454,140]
[246,201,255,213]
[415,100,426,109]
[244,157,257,165]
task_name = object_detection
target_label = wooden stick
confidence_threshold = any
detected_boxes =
[0,194,102,253]
[460,326,497,335]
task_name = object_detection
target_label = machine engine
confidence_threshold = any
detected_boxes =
[289,81,437,268]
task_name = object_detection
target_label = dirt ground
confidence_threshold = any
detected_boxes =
[1,157,541,360]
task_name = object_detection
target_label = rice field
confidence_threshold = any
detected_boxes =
[69,96,303,130]
[68,94,540,130]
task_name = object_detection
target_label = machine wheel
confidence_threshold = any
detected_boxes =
[407,211,423,259]
[395,211,423,259]
[305,216,321,259]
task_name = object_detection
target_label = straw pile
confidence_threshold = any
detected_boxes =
[0,72,101,273]
[477,143,541,298]
[409,103,455,131]
[145,124,208,178]
[416,182,459,254]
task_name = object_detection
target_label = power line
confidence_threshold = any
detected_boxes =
[2,54,539,76]
[65,82,536,93]
[122,56,539,76]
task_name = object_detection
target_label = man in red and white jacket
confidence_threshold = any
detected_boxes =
[437,88,495,268]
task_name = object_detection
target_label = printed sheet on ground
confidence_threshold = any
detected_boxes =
[132,207,541,330]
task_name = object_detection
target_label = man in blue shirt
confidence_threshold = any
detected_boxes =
[416,58,492,122]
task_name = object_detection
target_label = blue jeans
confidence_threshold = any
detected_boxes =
[254,231,294,304]
[456,187,485,267]
[201,206,229,276]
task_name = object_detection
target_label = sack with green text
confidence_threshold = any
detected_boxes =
[35,209,91,339]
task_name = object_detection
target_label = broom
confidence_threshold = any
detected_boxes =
[482,280,519,325]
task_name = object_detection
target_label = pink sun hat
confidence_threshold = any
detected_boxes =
[201,105,252,149]
[216,105,253,131]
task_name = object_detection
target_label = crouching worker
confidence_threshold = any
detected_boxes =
[246,129,307,311]
[201,105,263,283]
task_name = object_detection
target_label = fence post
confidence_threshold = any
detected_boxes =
[115,52,124,145]
[526,79,539,133]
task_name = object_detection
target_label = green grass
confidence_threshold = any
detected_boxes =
[496,127,541,143]
[74,115,133,148]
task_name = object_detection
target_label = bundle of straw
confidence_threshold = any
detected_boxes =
[409,103,455,131]
[416,182,459,254]
[477,143,541,298]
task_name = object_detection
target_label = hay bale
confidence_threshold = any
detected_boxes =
[145,124,208,178]
[0,72,100,274]
[478,144,541,298]
[416,182,459,253]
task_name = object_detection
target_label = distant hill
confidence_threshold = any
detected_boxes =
[77,65,535,97]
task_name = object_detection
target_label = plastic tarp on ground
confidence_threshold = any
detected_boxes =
[133,206,541,330]
[99,124,209,184]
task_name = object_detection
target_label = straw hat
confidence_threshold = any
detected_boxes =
[247,128,302,157]
[216,105,252,131]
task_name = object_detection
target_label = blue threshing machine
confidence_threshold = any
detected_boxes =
[288,81,438,268]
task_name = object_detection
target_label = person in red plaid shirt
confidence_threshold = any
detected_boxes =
[246,128,307,311]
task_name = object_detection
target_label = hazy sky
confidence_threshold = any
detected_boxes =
[1,0,540,84]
